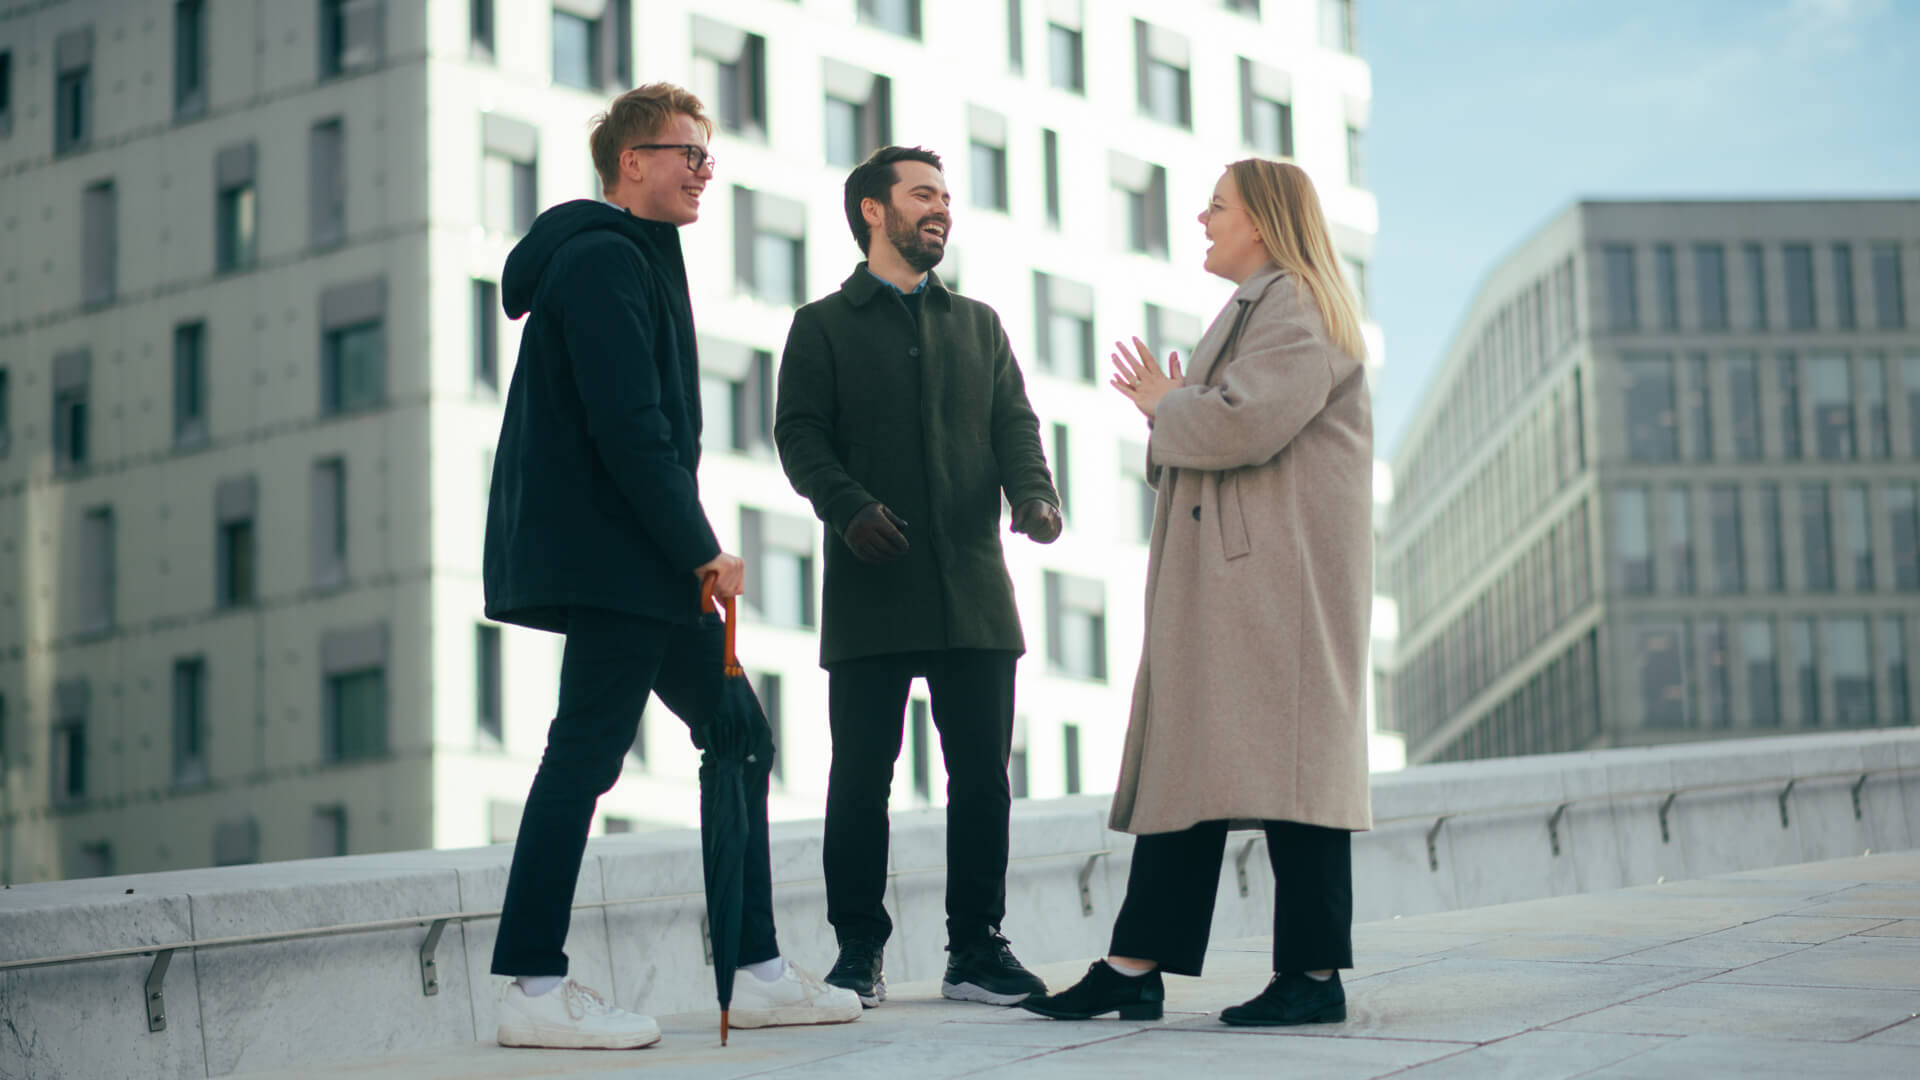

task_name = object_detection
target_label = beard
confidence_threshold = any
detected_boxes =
[883,203,947,273]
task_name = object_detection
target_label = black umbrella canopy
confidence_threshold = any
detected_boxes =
[697,575,759,1046]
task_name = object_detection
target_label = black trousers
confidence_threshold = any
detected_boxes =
[823,649,1017,947]
[491,607,780,977]
[1108,819,1352,977]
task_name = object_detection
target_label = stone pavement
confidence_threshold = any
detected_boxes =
[234,852,1920,1079]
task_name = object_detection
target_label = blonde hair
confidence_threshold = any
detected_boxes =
[588,82,714,192]
[1226,158,1366,361]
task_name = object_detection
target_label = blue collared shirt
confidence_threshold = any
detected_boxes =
[867,268,928,321]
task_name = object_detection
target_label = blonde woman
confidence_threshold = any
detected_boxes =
[1022,159,1372,1027]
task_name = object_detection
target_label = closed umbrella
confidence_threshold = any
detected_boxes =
[696,574,762,1046]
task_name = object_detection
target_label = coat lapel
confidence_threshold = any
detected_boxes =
[1191,264,1287,387]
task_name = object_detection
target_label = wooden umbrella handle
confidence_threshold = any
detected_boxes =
[699,573,741,675]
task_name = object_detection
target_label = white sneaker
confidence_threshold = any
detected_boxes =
[727,961,863,1029]
[496,979,662,1050]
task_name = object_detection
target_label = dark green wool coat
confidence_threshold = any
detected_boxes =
[774,265,1059,667]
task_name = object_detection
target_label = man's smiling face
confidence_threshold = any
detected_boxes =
[627,112,713,226]
[876,160,951,272]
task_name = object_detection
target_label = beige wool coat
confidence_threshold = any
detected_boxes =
[1108,263,1375,836]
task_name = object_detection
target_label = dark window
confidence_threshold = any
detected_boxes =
[692,18,767,139]
[1045,571,1107,681]
[473,279,499,393]
[173,658,208,786]
[174,322,208,446]
[320,0,383,80]
[216,481,258,608]
[823,64,890,168]
[53,717,88,804]
[1784,243,1816,329]
[1052,423,1072,516]
[753,672,784,783]
[1633,622,1690,729]
[858,0,921,38]
[216,178,258,273]
[741,508,816,628]
[1807,352,1853,460]
[471,0,495,56]
[1829,618,1874,726]
[1871,244,1905,329]
[214,819,259,866]
[1621,352,1677,461]
[1776,354,1802,458]
[1700,619,1730,729]
[1686,353,1712,460]
[322,322,384,414]
[1743,619,1780,728]
[1666,488,1693,594]
[1613,487,1653,595]
[1907,356,1920,457]
[82,181,115,306]
[1889,484,1919,591]
[1047,23,1084,93]
[80,507,114,632]
[1654,244,1678,330]
[734,187,807,307]
[910,698,931,800]
[325,667,387,761]
[1009,747,1029,798]
[54,29,92,155]
[1240,59,1293,156]
[1604,245,1637,332]
[1833,243,1856,330]
[482,114,539,236]
[1063,723,1082,795]
[1863,352,1890,459]
[1694,243,1727,331]
[175,0,208,118]
[1883,618,1910,726]
[1135,21,1191,129]
[1319,0,1356,53]
[477,624,502,743]
[1845,483,1872,590]
[1744,243,1768,330]
[1709,484,1743,594]
[970,139,1008,212]
[1757,483,1785,593]
[1034,272,1095,381]
[310,806,349,857]
[551,3,629,90]
[52,352,91,470]
[1793,618,1820,727]
[1112,155,1168,258]
[1007,0,1024,70]
[1800,482,1834,591]
[0,50,13,136]
[0,367,10,458]
[310,119,347,249]
[1345,126,1365,188]
[311,458,347,587]
[1726,352,1761,460]
[1041,128,1061,227]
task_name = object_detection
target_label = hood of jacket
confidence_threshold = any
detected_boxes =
[501,199,682,319]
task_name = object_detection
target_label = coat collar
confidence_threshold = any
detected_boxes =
[1192,262,1288,386]
[840,262,954,311]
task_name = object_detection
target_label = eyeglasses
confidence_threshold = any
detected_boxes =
[629,143,715,174]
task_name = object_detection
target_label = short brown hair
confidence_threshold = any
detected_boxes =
[588,83,713,192]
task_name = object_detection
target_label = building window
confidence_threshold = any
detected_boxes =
[1863,353,1890,459]
[1882,618,1910,726]
[1145,304,1201,369]
[311,458,348,588]
[310,806,349,857]
[1320,0,1357,53]
[700,340,774,455]
[1345,125,1365,188]
[968,106,1010,212]
[1833,243,1857,331]
[1612,487,1653,595]
[692,17,766,140]
[741,508,816,628]
[213,818,260,866]
[74,842,112,878]
[310,118,347,249]
[1042,128,1061,228]
[1010,748,1029,798]
[1699,619,1730,730]
[1051,423,1072,517]
[1907,355,1920,458]
[1621,351,1676,461]
[52,350,90,471]
[1757,483,1785,592]
[1063,722,1082,795]
[1134,21,1191,128]
[1800,482,1834,591]
[1845,483,1872,590]
[319,0,382,79]
[1744,243,1768,330]
[1684,353,1711,460]
[1726,352,1761,460]
[1807,351,1854,459]
[1694,243,1727,331]
[823,62,890,167]
[1871,244,1905,329]
[1603,245,1637,332]
[1666,487,1693,594]
[1044,571,1107,681]
[82,181,115,306]
[54,28,91,155]
[0,50,13,137]
[52,682,89,805]
[1240,58,1293,156]
[477,624,503,744]
[1888,484,1919,591]
[471,0,495,57]
[1120,440,1154,546]
[172,658,208,786]
[1654,244,1678,330]
[549,0,626,89]
[1047,20,1084,93]
[1793,617,1820,727]
[80,506,114,633]
[604,815,633,834]
[1034,272,1095,380]
[629,702,648,765]
[1343,256,1370,316]
[1784,243,1816,330]
[323,624,389,761]
[482,113,539,236]
[1829,618,1874,726]
[858,0,922,39]
[1708,484,1743,594]
[1632,621,1689,730]
[175,0,208,118]
[1111,154,1168,258]
[320,278,386,415]
[214,142,258,273]
[734,188,807,306]
[1776,353,1802,458]
[215,475,258,609]
[0,367,10,458]
[173,322,208,447]
[472,279,499,393]
[753,672,785,783]
[1742,619,1780,728]
[1007,0,1024,69]
[908,698,931,801]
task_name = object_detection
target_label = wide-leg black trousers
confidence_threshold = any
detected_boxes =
[1108,819,1352,977]
[490,606,779,977]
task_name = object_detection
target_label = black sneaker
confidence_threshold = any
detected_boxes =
[941,930,1047,1005]
[1220,971,1346,1026]
[824,939,886,1008]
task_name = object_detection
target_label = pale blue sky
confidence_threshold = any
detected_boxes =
[1361,0,1920,456]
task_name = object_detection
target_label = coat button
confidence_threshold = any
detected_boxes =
[1191,506,1201,521]
[908,347,921,358]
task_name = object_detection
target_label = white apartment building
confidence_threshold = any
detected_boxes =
[0,0,1383,882]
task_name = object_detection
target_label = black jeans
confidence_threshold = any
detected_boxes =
[490,607,780,977]
[823,649,1017,948]
[1108,819,1352,977]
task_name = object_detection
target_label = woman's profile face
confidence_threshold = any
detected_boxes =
[1197,171,1267,283]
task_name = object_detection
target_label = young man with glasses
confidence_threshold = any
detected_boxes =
[483,82,859,1050]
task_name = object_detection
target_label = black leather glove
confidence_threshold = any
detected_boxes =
[1011,499,1063,544]
[843,502,910,563]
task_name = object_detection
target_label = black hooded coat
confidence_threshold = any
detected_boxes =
[484,199,720,633]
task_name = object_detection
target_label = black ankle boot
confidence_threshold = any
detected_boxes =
[1019,961,1164,1021]
[1220,971,1346,1026]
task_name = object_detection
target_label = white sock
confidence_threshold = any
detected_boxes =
[516,975,564,997]
[741,956,786,982]
[1106,958,1154,977]
[1304,970,1333,982]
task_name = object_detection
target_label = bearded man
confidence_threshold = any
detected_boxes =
[773,146,1063,1009]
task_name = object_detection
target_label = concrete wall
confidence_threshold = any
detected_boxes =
[2,728,1916,1078]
